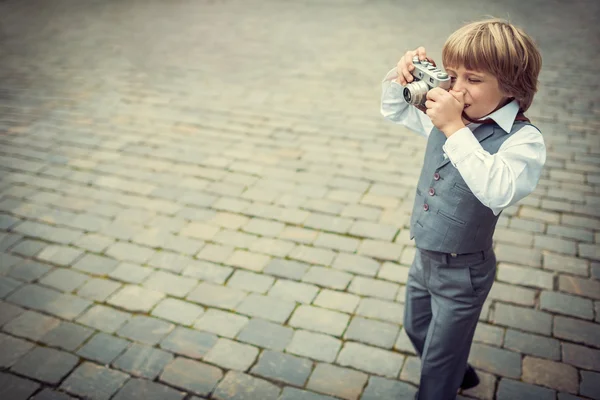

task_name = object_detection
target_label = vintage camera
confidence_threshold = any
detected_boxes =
[403,56,451,106]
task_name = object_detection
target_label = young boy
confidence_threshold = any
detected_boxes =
[380,19,545,399]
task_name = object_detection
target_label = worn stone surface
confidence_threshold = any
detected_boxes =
[0,0,598,398]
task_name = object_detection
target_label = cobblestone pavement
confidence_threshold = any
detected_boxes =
[0,0,599,399]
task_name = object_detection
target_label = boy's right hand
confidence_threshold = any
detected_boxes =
[396,47,430,86]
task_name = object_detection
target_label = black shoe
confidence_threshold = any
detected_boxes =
[460,365,480,390]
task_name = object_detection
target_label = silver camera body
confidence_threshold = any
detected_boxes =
[403,56,451,106]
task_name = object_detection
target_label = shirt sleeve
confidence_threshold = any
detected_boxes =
[442,125,546,216]
[380,68,434,138]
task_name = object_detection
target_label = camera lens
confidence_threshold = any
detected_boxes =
[403,81,429,106]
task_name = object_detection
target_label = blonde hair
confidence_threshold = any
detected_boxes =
[442,18,542,112]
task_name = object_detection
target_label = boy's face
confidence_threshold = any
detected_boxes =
[445,65,510,120]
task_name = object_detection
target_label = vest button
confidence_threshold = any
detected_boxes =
[423,203,429,211]
[428,188,435,196]
[433,172,440,181]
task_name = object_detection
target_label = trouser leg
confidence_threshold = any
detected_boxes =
[404,249,432,357]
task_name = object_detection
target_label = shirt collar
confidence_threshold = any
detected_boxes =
[467,99,520,133]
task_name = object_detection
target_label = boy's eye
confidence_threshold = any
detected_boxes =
[450,77,457,82]
[468,78,481,83]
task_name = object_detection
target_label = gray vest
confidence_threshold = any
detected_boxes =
[410,121,532,254]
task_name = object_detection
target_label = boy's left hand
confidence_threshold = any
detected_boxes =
[425,88,466,137]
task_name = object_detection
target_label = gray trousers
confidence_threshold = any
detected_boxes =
[404,247,496,400]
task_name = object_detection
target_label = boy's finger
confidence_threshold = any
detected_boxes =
[416,46,427,60]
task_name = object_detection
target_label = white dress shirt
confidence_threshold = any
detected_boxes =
[380,68,546,216]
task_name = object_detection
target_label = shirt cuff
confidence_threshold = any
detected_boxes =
[442,127,482,166]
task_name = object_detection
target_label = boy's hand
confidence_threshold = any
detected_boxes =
[425,88,466,137]
[396,47,431,86]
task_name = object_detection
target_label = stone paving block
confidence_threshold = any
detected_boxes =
[107,284,165,312]
[251,350,313,386]
[348,276,399,300]
[286,330,342,363]
[356,297,404,324]
[503,329,560,360]
[112,378,186,400]
[72,253,119,275]
[196,243,235,264]
[313,232,360,253]
[143,270,198,297]
[279,387,337,400]
[0,333,35,368]
[496,378,555,400]
[8,260,50,283]
[268,279,319,304]
[580,371,600,399]
[394,327,417,355]
[242,218,285,236]
[493,303,552,335]
[497,263,554,289]
[302,266,353,290]
[313,289,360,314]
[117,315,174,345]
[488,282,536,306]
[280,226,318,244]
[105,241,155,263]
[183,260,233,284]
[554,315,600,348]
[203,338,259,371]
[11,239,47,257]
[187,282,248,309]
[533,235,577,256]
[76,277,122,301]
[357,239,404,261]
[337,341,404,378]
[160,357,223,397]
[209,212,250,230]
[468,343,521,379]
[306,363,368,400]
[377,262,410,284]
[60,362,129,400]
[361,376,417,400]
[212,370,281,400]
[399,355,421,385]
[303,213,353,234]
[344,316,400,349]
[474,322,505,346]
[264,258,310,280]
[302,198,345,215]
[11,346,79,384]
[76,332,130,365]
[236,293,296,323]
[40,321,94,351]
[540,290,594,319]
[39,268,89,293]
[74,233,115,253]
[180,221,221,240]
[289,245,336,266]
[160,326,218,359]
[194,309,249,338]
[349,221,398,241]
[3,310,61,341]
[494,244,542,268]
[236,318,294,350]
[522,356,578,394]
[213,229,259,250]
[331,253,380,277]
[113,343,174,379]
[36,244,83,266]
[151,298,204,325]
[0,371,40,400]
[76,304,130,333]
[0,276,23,299]
[225,249,271,271]
[109,262,153,283]
[519,207,560,224]
[559,275,600,300]
[0,301,24,327]
[580,243,600,261]
[32,388,77,400]
[249,237,296,257]
[289,305,349,336]
[0,252,24,272]
[508,217,545,233]
[562,342,600,371]
[226,269,275,294]
[147,251,193,273]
